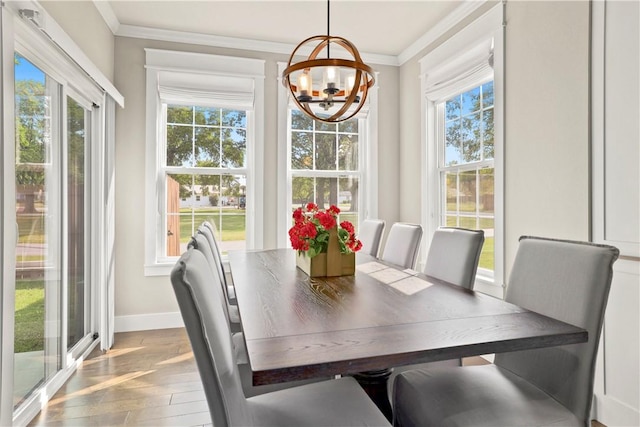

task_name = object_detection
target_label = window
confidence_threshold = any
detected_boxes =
[145,49,265,276]
[438,81,495,271]
[289,110,361,226]
[421,4,504,294]
[163,105,248,257]
[277,62,378,246]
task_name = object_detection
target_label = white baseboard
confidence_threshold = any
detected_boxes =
[114,312,184,332]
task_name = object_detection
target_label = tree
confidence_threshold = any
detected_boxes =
[444,82,494,166]
[15,79,47,213]
[165,106,248,203]
[290,112,363,210]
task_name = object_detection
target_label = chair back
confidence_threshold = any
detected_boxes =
[424,227,484,289]
[188,234,233,328]
[359,219,386,257]
[380,223,423,269]
[495,236,619,424]
[170,249,251,427]
[198,222,231,293]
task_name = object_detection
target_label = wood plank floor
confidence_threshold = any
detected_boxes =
[27,327,608,427]
[28,328,211,427]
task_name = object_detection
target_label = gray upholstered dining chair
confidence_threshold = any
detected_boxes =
[187,236,326,397]
[198,221,236,302]
[380,223,423,269]
[424,227,485,290]
[392,236,619,427]
[359,219,386,257]
[171,248,391,426]
[188,234,241,333]
[387,227,485,400]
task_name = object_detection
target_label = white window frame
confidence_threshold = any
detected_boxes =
[276,62,379,246]
[144,49,265,276]
[420,4,505,297]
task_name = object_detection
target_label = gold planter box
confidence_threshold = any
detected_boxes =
[296,251,355,277]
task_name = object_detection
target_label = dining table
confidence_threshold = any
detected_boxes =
[228,248,587,420]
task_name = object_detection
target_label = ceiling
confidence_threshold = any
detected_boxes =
[104,1,466,57]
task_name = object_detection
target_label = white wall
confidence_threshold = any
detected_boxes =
[112,36,401,328]
[503,0,591,274]
[40,0,115,81]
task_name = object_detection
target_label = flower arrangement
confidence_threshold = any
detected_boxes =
[289,203,362,258]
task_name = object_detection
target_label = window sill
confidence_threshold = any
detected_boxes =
[144,261,176,277]
[474,273,505,299]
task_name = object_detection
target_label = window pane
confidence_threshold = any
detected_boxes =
[316,177,339,209]
[446,96,461,121]
[291,131,313,169]
[315,133,336,170]
[462,86,480,115]
[444,171,457,215]
[194,106,220,126]
[479,168,494,214]
[167,125,194,167]
[445,119,462,166]
[167,105,192,124]
[195,127,220,166]
[200,174,246,254]
[315,120,334,133]
[222,108,246,127]
[292,110,313,130]
[483,108,494,160]
[338,134,358,171]
[462,113,481,163]
[458,216,478,229]
[338,119,358,133]
[459,170,477,213]
[482,81,494,108]
[221,128,246,168]
[292,176,314,208]
[478,217,494,270]
[339,176,359,214]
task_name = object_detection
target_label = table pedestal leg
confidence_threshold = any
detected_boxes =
[352,368,393,422]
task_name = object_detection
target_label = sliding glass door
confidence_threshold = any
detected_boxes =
[13,54,62,408]
[66,95,89,351]
[1,4,119,424]
[13,53,94,410]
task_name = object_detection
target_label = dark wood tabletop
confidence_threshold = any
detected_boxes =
[228,248,587,387]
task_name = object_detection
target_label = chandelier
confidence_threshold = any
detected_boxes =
[282,0,375,123]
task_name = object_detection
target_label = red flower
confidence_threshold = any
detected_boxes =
[340,221,354,234]
[288,204,361,256]
[314,211,337,230]
[292,208,305,224]
[327,205,341,216]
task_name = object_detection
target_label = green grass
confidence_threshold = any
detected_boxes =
[479,236,494,270]
[16,213,46,244]
[14,279,45,353]
[178,207,247,243]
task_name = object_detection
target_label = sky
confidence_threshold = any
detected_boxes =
[15,54,45,83]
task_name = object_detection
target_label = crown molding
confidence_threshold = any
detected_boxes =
[397,0,488,66]
[92,0,120,34]
[116,24,399,66]
[94,1,487,68]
